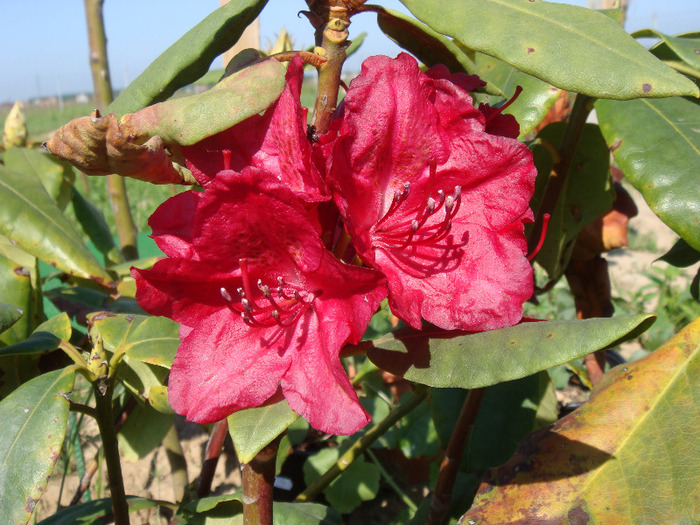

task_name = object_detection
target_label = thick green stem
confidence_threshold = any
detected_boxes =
[426,388,486,525]
[241,435,282,525]
[296,390,428,502]
[94,381,130,525]
[528,94,594,255]
[84,0,139,261]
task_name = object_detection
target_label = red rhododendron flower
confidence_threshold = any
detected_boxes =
[132,169,387,435]
[327,53,536,331]
[182,56,329,203]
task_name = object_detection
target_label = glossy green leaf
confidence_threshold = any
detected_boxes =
[634,29,700,75]
[108,0,269,116]
[70,188,123,265]
[0,368,74,525]
[147,385,176,415]
[304,447,381,514]
[0,165,113,286]
[117,403,174,461]
[398,0,699,98]
[373,8,481,80]
[122,59,286,146]
[4,147,74,210]
[273,502,341,525]
[385,393,438,459]
[178,494,243,524]
[462,316,700,524]
[0,253,37,345]
[531,122,614,280]
[472,53,561,137]
[596,96,700,251]
[0,313,70,357]
[228,398,299,463]
[36,497,159,525]
[0,302,23,334]
[659,238,700,268]
[366,315,655,388]
[87,312,179,368]
[119,356,169,400]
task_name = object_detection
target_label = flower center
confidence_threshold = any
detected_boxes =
[220,258,315,328]
[373,162,462,251]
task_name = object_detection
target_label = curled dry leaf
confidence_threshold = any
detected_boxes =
[44,111,195,185]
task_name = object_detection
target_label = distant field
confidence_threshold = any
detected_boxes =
[0,101,97,143]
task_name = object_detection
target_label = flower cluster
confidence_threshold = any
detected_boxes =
[132,53,537,435]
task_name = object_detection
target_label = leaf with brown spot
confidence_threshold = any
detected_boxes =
[0,368,74,525]
[460,317,700,524]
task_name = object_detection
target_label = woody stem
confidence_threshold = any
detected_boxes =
[241,435,283,525]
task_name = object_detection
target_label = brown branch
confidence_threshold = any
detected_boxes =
[427,388,486,525]
[241,435,282,525]
[196,419,230,497]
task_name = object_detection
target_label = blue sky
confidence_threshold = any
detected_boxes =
[1,0,699,104]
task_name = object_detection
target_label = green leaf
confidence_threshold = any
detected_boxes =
[658,238,700,268]
[4,147,74,210]
[531,122,614,280]
[472,53,561,137]
[70,188,123,265]
[0,301,23,334]
[108,0,269,116]
[147,385,176,415]
[273,502,341,525]
[366,315,655,388]
[0,313,71,357]
[118,357,169,400]
[304,448,381,514]
[117,403,174,461]
[464,372,557,473]
[87,312,179,368]
[0,368,74,525]
[385,393,438,459]
[36,497,159,525]
[596,96,700,251]
[178,494,243,524]
[0,165,113,286]
[398,0,699,99]
[373,7,482,81]
[228,398,299,463]
[122,59,286,146]
[0,253,38,344]
[463,317,700,524]
[633,29,700,75]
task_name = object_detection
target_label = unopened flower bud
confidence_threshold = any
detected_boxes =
[3,101,27,148]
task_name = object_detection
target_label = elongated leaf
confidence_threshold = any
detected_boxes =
[0,369,74,525]
[462,317,700,524]
[373,8,482,81]
[108,0,269,116]
[596,96,700,251]
[0,302,23,334]
[659,238,700,268]
[0,253,36,344]
[0,165,113,286]
[366,315,654,388]
[147,385,176,415]
[4,147,74,210]
[87,312,179,368]
[70,188,122,265]
[0,313,70,357]
[531,122,615,280]
[117,403,174,461]
[36,497,159,525]
[121,59,286,146]
[398,0,699,98]
[472,53,561,137]
[634,29,700,74]
[228,398,299,463]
